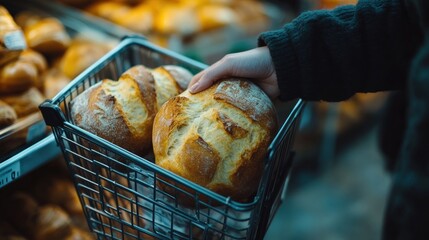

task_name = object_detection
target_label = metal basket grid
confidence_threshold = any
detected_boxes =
[40,36,304,240]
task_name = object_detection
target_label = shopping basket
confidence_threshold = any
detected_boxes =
[39,36,305,240]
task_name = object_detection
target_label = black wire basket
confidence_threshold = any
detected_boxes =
[39,36,305,240]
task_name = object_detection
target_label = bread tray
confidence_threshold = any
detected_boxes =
[0,0,125,185]
[39,36,305,240]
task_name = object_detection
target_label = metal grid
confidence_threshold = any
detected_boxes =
[40,36,304,240]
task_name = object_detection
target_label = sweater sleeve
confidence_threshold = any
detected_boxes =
[258,0,422,101]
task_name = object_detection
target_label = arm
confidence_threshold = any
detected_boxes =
[259,0,422,101]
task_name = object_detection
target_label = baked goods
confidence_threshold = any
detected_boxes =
[85,2,131,23]
[42,68,71,99]
[0,59,38,94]
[59,40,110,79]
[0,99,17,127]
[32,205,73,240]
[23,17,71,55]
[152,79,278,203]
[0,6,26,66]
[154,4,201,35]
[114,3,154,33]
[70,64,192,156]
[19,49,48,90]
[0,87,45,117]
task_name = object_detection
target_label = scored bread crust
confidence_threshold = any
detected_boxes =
[70,65,193,157]
[153,79,278,203]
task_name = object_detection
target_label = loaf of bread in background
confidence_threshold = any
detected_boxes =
[0,6,26,67]
[32,205,73,240]
[153,79,278,204]
[0,99,17,127]
[0,87,45,117]
[23,17,71,56]
[59,40,110,79]
[70,64,193,157]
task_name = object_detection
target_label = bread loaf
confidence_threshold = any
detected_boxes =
[23,17,71,55]
[0,87,45,118]
[152,79,278,204]
[0,100,17,127]
[0,6,26,66]
[0,58,38,94]
[70,64,193,156]
[59,40,110,79]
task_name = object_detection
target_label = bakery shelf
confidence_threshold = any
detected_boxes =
[0,0,128,186]
[0,134,59,189]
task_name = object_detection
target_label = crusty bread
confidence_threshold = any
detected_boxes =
[0,6,26,66]
[0,99,17,127]
[23,17,71,55]
[0,58,38,94]
[70,64,193,157]
[59,40,110,79]
[0,87,45,118]
[152,79,278,204]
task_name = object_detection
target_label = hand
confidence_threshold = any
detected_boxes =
[188,46,280,99]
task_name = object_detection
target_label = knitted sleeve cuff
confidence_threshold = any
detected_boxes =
[258,26,302,101]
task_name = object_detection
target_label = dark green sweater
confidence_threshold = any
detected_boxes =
[258,0,422,101]
[258,0,429,238]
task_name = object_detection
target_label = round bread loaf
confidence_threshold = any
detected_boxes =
[152,79,278,203]
[24,17,71,55]
[70,65,193,157]
[0,100,17,128]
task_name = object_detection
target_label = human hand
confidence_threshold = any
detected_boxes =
[188,46,280,99]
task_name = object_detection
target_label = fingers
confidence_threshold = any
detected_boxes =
[189,59,233,94]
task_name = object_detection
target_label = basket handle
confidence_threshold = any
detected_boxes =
[39,100,67,127]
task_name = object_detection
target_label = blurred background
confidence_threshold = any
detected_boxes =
[0,0,394,239]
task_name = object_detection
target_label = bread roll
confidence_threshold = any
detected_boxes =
[19,49,48,90]
[154,4,201,35]
[85,2,131,23]
[152,79,278,204]
[59,40,110,79]
[0,6,26,66]
[0,99,17,127]
[42,68,70,99]
[0,87,45,117]
[70,65,192,156]
[32,205,73,240]
[0,59,38,94]
[114,3,154,33]
[24,17,71,55]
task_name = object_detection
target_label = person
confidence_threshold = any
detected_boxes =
[188,0,429,239]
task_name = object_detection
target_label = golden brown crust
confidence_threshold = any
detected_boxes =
[59,40,110,79]
[71,65,193,157]
[153,79,278,204]
[42,68,71,99]
[0,87,45,118]
[24,18,71,55]
[0,99,17,127]
[0,60,38,94]
[32,205,73,240]
[0,6,25,66]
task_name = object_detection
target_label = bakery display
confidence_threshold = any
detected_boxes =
[0,87,45,118]
[70,64,192,157]
[22,17,71,56]
[153,79,278,203]
[0,100,17,128]
[0,6,26,67]
[0,6,115,158]
[0,159,95,240]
